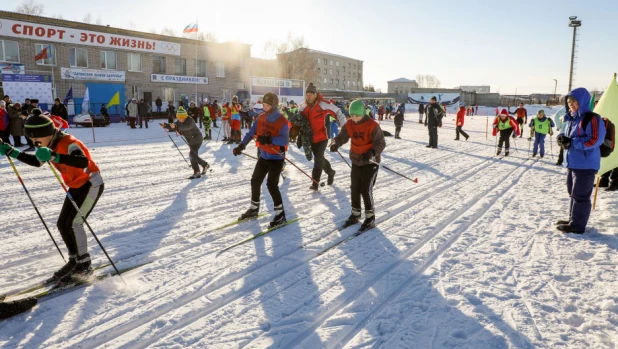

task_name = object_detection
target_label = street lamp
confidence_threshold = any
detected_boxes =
[568,16,582,92]
[553,79,558,104]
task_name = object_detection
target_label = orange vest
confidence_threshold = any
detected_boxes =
[53,134,100,189]
[255,113,288,154]
[516,108,526,118]
[345,119,378,155]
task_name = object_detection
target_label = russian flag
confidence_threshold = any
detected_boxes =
[183,23,198,33]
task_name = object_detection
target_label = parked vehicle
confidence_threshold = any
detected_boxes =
[72,113,110,127]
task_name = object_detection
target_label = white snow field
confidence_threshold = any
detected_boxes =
[2,107,618,349]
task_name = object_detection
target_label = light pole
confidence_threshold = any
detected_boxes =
[553,79,558,104]
[568,16,582,92]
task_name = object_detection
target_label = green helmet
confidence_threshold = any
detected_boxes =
[349,100,365,117]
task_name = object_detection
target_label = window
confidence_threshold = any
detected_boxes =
[323,69,327,75]
[330,60,333,65]
[69,48,88,68]
[323,58,327,65]
[317,57,321,64]
[323,78,327,83]
[330,79,333,84]
[128,53,142,72]
[336,70,339,76]
[100,51,117,70]
[153,56,166,74]
[216,62,225,78]
[348,63,351,68]
[353,82,356,87]
[174,57,186,75]
[330,69,333,75]
[336,61,339,67]
[353,72,356,78]
[35,44,56,65]
[0,40,20,63]
[347,81,350,86]
[236,82,245,89]
[353,64,356,69]
[197,60,207,77]
[317,68,321,73]
[336,80,339,86]
[348,72,351,77]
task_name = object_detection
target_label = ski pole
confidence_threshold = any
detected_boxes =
[241,151,286,181]
[528,137,531,156]
[369,160,418,183]
[0,139,66,262]
[44,160,126,284]
[268,147,325,187]
[161,126,191,167]
[550,134,554,159]
[335,149,352,169]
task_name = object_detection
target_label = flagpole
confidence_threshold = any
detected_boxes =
[195,17,198,104]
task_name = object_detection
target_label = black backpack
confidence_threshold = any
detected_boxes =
[582,112,615,157]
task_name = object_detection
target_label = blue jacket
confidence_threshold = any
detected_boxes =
[560,87,606,171]
[240,109,289,161]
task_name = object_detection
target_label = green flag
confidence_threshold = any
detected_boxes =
[597,74,618,176]
[590,92,596,111]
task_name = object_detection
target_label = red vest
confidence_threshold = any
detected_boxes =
[255,113,288,154]
[345,119,378,155]
[53,134,100,189]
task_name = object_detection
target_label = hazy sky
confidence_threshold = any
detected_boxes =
[19,0,618,94]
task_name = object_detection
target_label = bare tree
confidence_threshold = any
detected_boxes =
[416,74,442,88]
[261,33,307,59]
[160,27,177,37]
[83,13,92,24]
[181,31,218,43]
[95,15,103,25]
[15,0,45,15]
[52,14,64,20]
[364,84,376,92]
[128,21,137,30]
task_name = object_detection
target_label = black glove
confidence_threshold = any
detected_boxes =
[512,133,517,139]
[330,143,339,152]
[558,135,571,150]
[493,124,498,129]
[362,150,375,162]
[257,135,272,145]
[296,135,303,149]
[233,143,246,156]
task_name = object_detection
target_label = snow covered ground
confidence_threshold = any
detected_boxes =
[2,108,618,349]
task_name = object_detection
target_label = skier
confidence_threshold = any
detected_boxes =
[394,103,404,139]
[202,98,214,140]
[228,96,242,144]
[556,88,606,234]
[232,92,289,227]
[212,100,220,128]
[299,83,346,190]
[424,96,443,148]
[528,109,555,158]
[187,101,201,129]
[160,107,210,179]
[418,103,425,124]
[167,101,175,124]
[220,99,231,142]
[0,297,38,319]
[0,109,104,282]
[492,108,520,156]
[329,100,386,231]
[510,103,528,138]
[455,104,470,141]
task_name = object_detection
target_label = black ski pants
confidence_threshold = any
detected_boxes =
[311,140,333,182]
[188,140,207,173]
[455,126,469,140]
[498,128,514,150]
[351,163,379,212]
[395,126,402,138]
[428,126,438,147]
[251,157,284,207]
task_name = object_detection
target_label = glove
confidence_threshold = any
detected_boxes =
[35,147,59,163]
[528,137,532,141]
[232,143,246,156]
[558,135,571,150]
[330,143,340,152]
[512,133,517,139]
[0,143,19,159]
[493,124,498,129]
[257,135,272,145]
[439,121,442,128]
[362,150,375,162]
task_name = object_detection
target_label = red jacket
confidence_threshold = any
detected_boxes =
[299,93,345,143]
[456,107,466,126]
[492,116,520,137]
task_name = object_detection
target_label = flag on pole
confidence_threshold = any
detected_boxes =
[34,45,52,61]
[590,92,596,111]
[597,74,618,176]
[82,87,90,114]
[63,87,73,105]
[183,22,198,33]
[106,91,121,108]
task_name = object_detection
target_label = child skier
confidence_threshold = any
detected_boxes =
[394,104,404,139]
[0,109,104,283]
[528,109,555,158]
[202,98,213,140]
[160,107,210,179]
[492,108,520,156]
[329,100,386,232]
[455,104,469,141]
[229,96,242,144]
[220,99,231,142]
[233,92,289,227]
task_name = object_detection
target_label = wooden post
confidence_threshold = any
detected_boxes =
[592,177,601,210]
[486,118,488,140]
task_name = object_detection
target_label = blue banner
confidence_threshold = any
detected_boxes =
[1,74,52,83]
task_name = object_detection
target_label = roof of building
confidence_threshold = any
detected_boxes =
[388,78,417,83]
[278,48,363,62]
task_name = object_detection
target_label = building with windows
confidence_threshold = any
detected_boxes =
[455,85,491,93]
[277,48,363,91]
[387,78,419,94]
[0,11,251,116]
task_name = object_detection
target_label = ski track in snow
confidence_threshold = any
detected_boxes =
[2,107,618,349]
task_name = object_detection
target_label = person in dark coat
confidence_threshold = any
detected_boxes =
[51,98,68,122]
[394,104,405,139]
[138,99,149,128]
[424,97,443,148]
[155,97,163,112]
[418,103,425,123]
[8,102,25,146]
[166,101,176,124]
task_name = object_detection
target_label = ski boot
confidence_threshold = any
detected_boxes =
[201,163,210,175]
[269,205,286,227]
[505,149,510,157]
[309,182,319,191]
[606,185,618,192]
[359,211,376,232]
[239,201,260,220]
[531,153,537,158]
[46,258,76,284]
[60,259,93,283]
[344,209,361,227]
[540,155,544,159]
[226,138,234,144]
[188,172,202,179]
[496,148,501,156]
[327,170,336,185]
